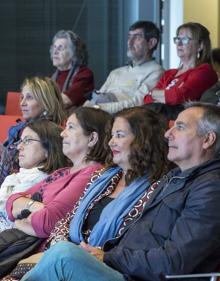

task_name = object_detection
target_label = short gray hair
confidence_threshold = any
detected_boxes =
[185,101,220,155]
[50,30,88,65]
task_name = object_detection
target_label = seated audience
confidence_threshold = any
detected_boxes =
[201,47,220,104]
[144,22,218,119]
[0,76,66,186]
[50,30,94,108]
[22,102,220,281]
[9,106,171,279]
[84,21,163,113]
[0,119,68,232]
[4,107,111,240]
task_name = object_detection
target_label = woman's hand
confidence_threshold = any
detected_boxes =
[14,214,37,236]
[12,197,44,218]
[80,241,104,262]
[12,197,32,218]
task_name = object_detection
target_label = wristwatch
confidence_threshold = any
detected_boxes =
[26,200,35,210]
[93,104,100,109]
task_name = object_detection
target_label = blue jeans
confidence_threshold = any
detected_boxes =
[21,241,126,281]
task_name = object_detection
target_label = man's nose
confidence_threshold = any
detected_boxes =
[165,125,172,138]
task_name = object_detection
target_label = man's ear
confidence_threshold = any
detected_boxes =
[88,132,99,148]
[147,38,158,50]
[203,131,216,150]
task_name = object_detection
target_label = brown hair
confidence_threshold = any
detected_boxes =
[177,22,211,66]
[72,107,112,164]
[105,107,171,184]
[21,76,66,125]
[25,119,70,173]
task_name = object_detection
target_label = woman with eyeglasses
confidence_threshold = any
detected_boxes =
[0,107,110,279]
[50,30,94,109]
[4,107,110,240]
[0,76,66,186]
[144,22,217,119]
[0,119,68,232]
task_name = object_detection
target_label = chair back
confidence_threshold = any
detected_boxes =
[5,92,22,115]
[0,115,23,143]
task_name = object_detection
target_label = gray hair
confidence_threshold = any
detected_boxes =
[50,30,88,65]
[185,101,220,155]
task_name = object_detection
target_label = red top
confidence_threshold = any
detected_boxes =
[56,65,94,106]
[144,63,218,105]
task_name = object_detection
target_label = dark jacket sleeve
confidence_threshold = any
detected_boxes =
[103,176,220,281]
[200,81,220,104]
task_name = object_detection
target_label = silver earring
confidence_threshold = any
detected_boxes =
[197,51,200,59]
[42,111,48,116]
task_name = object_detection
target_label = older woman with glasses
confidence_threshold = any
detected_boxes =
[50,30,94,109]
[0,119,68,232]
[144,22,218,119]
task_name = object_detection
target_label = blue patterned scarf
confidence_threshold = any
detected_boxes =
[69,166,150,247]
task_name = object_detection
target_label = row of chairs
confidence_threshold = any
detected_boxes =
[0,92,22,143]
[5,91,21,116]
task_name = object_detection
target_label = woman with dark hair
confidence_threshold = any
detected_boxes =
[0,119,68,231]
[144,22,218,119]
[0,107,111,279]
[50,30,94,108]
[19,106,171,280]
[0,76,66,185]
[5,107,111,240]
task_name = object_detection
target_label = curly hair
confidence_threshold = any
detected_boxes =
[50,30,88,65]
[105,107,171,184]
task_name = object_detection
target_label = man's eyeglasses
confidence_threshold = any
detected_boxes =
[173,36,193,45]
[15,137,41,146]
[128,33,145,41]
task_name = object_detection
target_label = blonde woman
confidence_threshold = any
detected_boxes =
[0,76,66,185]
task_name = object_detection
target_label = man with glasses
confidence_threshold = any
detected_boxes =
[84,20,163,113]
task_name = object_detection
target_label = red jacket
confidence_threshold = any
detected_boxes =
[56,65,94,106]
[144,63,218,105]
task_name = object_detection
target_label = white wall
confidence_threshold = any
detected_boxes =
[169,0,183,68]
[162,0,184,69]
